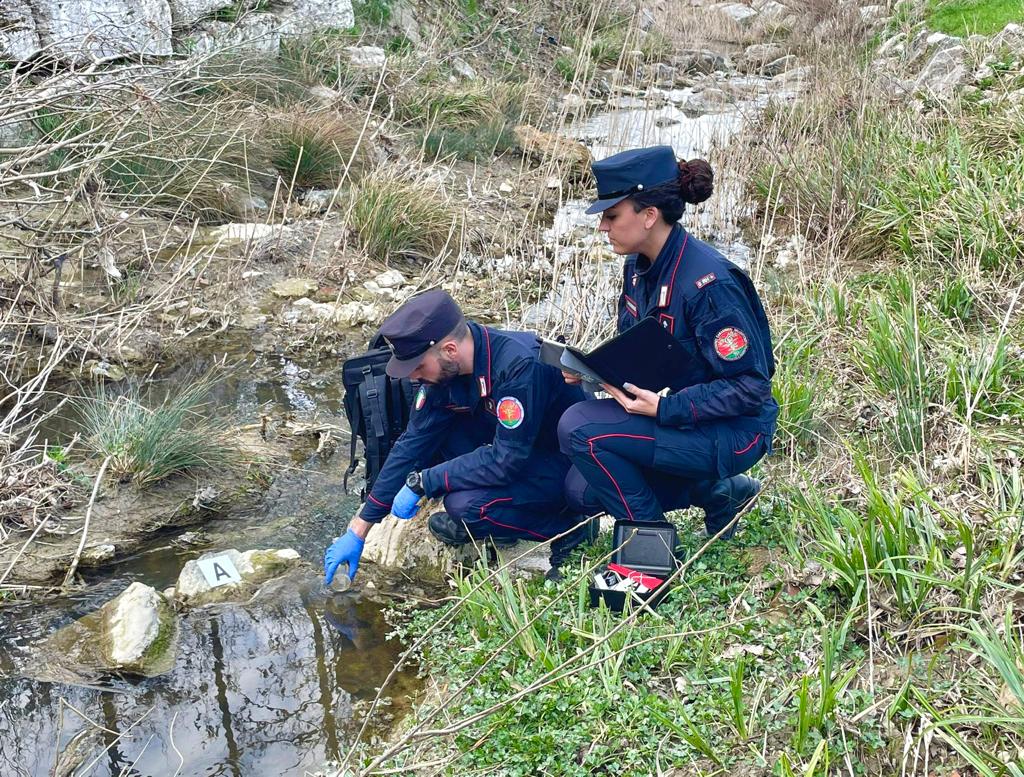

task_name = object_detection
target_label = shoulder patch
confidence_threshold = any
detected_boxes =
[695,272,717,289]
[414,385,427,411]
[714,327,749,361]
[496,396,525,430]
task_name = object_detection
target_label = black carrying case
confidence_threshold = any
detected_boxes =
[588,520,680,613]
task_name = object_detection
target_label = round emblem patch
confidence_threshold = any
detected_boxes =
[714,327,749,361]
[414,386,427,411]
[496,396,525,430]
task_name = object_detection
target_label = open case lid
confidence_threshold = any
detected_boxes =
[611,520,678,578]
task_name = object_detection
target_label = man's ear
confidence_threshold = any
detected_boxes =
[440,339,459,359]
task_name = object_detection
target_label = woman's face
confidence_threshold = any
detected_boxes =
[598,199,656,255]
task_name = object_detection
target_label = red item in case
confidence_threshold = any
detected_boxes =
[607,563,664,591]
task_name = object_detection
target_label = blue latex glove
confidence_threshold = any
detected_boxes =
[391,484,422,519]
[324,529,365,583]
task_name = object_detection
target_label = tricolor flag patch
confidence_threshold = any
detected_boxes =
[714,327,749,361]
[414,386,427,411]
[496,397,525,429]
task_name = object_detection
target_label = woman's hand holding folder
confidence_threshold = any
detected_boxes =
[602,381,661,417]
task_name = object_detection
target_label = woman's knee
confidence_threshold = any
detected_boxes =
[558,399,625,454]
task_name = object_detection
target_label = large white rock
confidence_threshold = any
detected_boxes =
[279,0,354,35]
[37,582,178,677]
[711,3,759,28]
[168,0,227,27]
[915,45,968,100]
[187,14,281,54]
[345,45,386,68]
[106,582,166,666]
[362,506,478,582]
[992,23,1024,54]
[32,0,174,61]
[0,1,41,61]
[176,548,302,604]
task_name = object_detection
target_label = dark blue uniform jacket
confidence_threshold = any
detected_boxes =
[618,223,778,435]
[360,322,584,522]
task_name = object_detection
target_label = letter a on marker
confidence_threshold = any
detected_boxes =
[213,562,231,581]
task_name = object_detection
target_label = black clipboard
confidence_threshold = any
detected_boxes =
[542,317,694,392]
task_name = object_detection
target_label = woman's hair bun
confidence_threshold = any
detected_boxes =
[678,159,714,205]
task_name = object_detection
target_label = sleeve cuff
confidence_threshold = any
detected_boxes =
[421,467,445,498]
[360,494,392,522]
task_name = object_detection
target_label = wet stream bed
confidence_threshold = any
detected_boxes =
[1,338,423,776]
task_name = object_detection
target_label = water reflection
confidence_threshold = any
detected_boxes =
[0,576,418,776]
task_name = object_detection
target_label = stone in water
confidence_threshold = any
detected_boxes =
[197,555,243,588]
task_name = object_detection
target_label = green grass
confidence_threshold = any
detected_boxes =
[265,110,373,188]
[346,169,462,261]
[76,374,240,487]
[421,117,518,162]
[926,0,1024,36]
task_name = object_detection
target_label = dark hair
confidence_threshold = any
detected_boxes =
[628,158,714,224]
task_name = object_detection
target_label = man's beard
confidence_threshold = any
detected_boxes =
[424,355,460,386]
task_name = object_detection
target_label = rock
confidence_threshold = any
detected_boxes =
[655,115,681,127]
[278,0,355,36]
[639,8,656,31]
[451,56,477,79]
[373,269,406,289]
[301,188,339,214]
[915,45,968,100]
[271,278,319,298]
[741,42,787,72]
[362,505,477,582]
[291,298,381,326]
[761,54,798,76]
[859,5,886,26]
[308,84,344,105]
[877,32,906,58]
[393,2,421,44]
[175,548,303,605]
[38,582,178,677]
[655,63,678,86]
[513,125,592,180]
[212,222,285,242]
[774,65,815,87]
[752,0,791,25]
[81,544,116,565]
[168,0,225,27]
[711,3,759,28]
[345,45,386,69]
[187,14,282,55]
[0,1,41,61]
[28,0,173,62]
[672,48,729,75]
[83,360,127,381]
[993,23,1024,54]
[561,93,589,114]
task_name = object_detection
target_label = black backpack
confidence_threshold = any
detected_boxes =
[341,333,416,499]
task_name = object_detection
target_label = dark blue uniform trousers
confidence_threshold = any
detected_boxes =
[558,399,769,522]
[433,422,578,543]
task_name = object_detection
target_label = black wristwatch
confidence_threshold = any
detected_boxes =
[405,470,425,496]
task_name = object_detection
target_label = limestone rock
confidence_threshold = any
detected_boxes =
[752,0,791,25]
[0,1,41,61]
[859,5,886,26]
[38,582,178,677]
[290,297,382,326]
[272,278,319,298]
[451,56,477,80]
[711,3,759,28]
[373,269,406,289]
[188,14,281,55]
[741,42,787,72]
[31,0,173,61]
[915,45,968,100]
[346,45,386,69]
[279,0,355,35]
[672,48,730,75]
[993,23,1024,54]
[81,544,116,565]
[361,505,476,583]
[212,222,286,243]
[561,93,589,114]
[513,125,592,180]
[877,32,906,58]
[175,548,302,605]
[301,187,339,214]
[761,54,798,76]
[168,0,226,27]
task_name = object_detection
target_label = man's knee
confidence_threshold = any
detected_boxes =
[564,466,601,515]
[442,491,476,521]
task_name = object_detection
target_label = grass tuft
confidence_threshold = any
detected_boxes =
[265,109,373,188]
[76,374,240,487]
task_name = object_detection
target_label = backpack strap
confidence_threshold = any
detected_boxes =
[360,365,391,496]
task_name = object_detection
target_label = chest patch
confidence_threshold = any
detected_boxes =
[414,386,427,411]
[496,397,525,429]
[658,285,669,307]
[714,327,749,361]
[696,272,716,289]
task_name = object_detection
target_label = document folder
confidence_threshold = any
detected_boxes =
[541,317,693,392]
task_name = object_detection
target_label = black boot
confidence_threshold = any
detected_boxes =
[694,475,761,540]
[428,511,470,546]
[545,516,599,583]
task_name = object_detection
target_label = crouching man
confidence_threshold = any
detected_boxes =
[324,290,595,585]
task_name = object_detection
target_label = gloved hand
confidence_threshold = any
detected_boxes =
[391,484,422,519]
[324,529,365,583]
